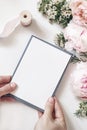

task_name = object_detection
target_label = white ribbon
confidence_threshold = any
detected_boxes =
[0,10,32,38]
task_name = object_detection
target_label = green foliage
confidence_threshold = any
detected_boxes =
[38,0,50,14]
[55,32,67,48]
[75,102,87,118]
[38,0,72,28]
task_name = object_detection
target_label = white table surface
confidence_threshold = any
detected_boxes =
[0,0,87,130]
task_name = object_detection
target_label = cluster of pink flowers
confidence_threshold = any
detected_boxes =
[64,0,87,53]
[64,0,87,100]
[64,22,87,53]
[70,0,87,28]
[71,62,87,100]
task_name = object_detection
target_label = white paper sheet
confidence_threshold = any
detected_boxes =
[11,36,71,111]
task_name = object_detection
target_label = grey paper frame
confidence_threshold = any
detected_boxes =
[7,35,73,112]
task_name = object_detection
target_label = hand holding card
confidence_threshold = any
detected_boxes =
[11,35,72,111]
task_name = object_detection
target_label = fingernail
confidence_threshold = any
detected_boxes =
[10,82,17,89]
[48,97,54,104]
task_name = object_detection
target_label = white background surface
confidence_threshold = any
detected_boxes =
[0,0,87,130]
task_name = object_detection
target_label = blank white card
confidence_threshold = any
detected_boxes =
[11,36,71,111]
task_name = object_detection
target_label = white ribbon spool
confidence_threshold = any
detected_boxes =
[0,10,32,38]
[20,10,32,26]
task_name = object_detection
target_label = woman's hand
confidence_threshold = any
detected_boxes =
[0,75,17,101]
[34,97,67,130]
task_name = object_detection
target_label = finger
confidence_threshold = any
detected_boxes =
[0,96,16,102]
[44,97,55,119]
[0,76,11,84]
[54,97,64,119]
[0,82,17,97]
[38,111,43,118]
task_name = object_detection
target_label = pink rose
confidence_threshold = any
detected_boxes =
[70,0,87,27]
[71,62,87,100]
[64,22,87,52]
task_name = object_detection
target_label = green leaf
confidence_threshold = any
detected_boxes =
[75,101,87,118]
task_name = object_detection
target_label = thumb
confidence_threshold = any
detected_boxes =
[0,82,17,97]
[44,97,55,118]
[54,97,64,119]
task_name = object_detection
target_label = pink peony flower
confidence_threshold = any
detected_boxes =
[64,22,87,52]
[71,62,87,100]
[74,30,87,52]
[70,0,87,27]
